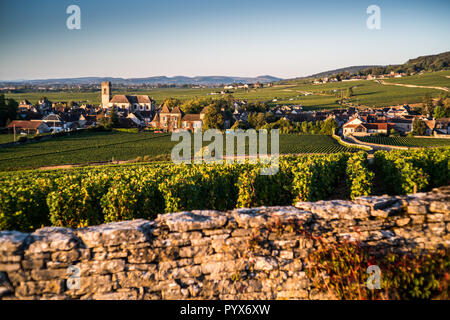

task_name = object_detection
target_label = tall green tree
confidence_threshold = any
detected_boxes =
[109,107,120,128]
[0,95,18,127]
[422,93,434,116]
[444,98,450,118]
[412,118,427,136]
[345,87,354,99]
[180,97,212,114]
[162,98,181,109]
[321,118,338,135]
[202,104,224,130]
[433,105,446,119]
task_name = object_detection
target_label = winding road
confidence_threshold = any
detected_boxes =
[376,80,449,92]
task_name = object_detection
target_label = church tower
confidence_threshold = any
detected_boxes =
[101,81,112,107]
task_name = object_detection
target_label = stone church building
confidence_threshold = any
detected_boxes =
[101,81,155,112]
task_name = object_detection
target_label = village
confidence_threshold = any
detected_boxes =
[4,81,450,142]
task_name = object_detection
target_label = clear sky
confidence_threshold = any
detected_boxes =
[0,0,449,80]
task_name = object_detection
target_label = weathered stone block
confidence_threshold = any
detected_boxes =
[395,217,410,227]
[78,259,125,276]
[51,250,80,263]
[114,271,156,288]
[127,248,156,264]
[16,280,65,296]
[76,219,155,248]
[429,201,450,214]
[29,228,79,253]
[407,204,428,215]
[157,210,228,232]
[31,269,67,281]
[0,263,21,272]
[410,215,426,224]
[0,231,30,253]
[254,256,278,271]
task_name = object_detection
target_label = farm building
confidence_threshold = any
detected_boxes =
[6,120,50,135]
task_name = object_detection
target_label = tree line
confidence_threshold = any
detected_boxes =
[0,95,18,127]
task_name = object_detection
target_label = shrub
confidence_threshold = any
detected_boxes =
[374,148,449,194]
[291,153,348,202]
[47,174,111,228]
[236,164,293,208]
[306,238,449,300]
[0,178,52,231]
[346,152,374,199]
[102,175,164,222]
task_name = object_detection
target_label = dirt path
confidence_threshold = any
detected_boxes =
[38,160,132,170]
[377,80,449,92]
[342,135,395,152]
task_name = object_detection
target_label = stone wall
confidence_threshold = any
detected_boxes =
[0,186,449,300]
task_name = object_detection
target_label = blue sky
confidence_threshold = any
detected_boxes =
[0,0,449,80]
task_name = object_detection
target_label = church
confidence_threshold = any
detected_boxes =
[101,81,155,112]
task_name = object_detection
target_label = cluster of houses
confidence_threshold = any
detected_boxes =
[342,105,450,137]
[8,98,99,134]
[223,82,266,90]
[5,81,450,138]
[208,82,272,96]
[6,82,207,135]
[313,71,407,84]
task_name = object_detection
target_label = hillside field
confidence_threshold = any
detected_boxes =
[357,136,450,148]
[383,70,450,89]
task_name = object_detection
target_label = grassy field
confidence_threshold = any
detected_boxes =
[274,77,445,107]
[0,134,16,144]
[383,70,450,89]
[358,136,450,147]
[3,88,215,107]
[4,71,448,109]
[0,133,49,144]
[0,131,355,170]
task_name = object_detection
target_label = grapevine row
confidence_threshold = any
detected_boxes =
[0,148,448,232]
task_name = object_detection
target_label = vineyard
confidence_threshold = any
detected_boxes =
[358,136,450,148]
[374,148,450,195]
[0,131,355,171]
[0,153,359,231]
[1,148,448,232]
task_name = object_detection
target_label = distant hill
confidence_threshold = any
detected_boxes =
[290,51,450,81]
[404,51,450,71]
[1,75,282,86]
[305,66,383,79]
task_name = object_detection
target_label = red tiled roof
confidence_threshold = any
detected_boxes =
[160,105,170,113]
[182,114,201,122]
[6,120,46,130]
[423,120,436,130]
[362,123,394,130]
[136,95,152,104]
[343,124,361,129]
[110,95,131,104]
[171,107,182,114]
[110,95,154,104]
